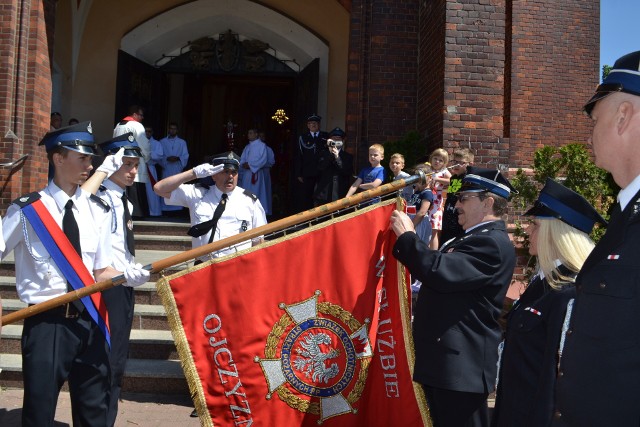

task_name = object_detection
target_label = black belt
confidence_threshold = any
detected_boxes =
[29,302,82,319]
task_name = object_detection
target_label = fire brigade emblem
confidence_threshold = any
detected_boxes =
[255,290,373,423]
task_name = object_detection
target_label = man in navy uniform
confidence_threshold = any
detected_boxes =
[552,50,640,425]
[1,122,149,427]
[390,168,516,427]
[292,114,328,212]
[314,127,354,206]
[81,132,149,426]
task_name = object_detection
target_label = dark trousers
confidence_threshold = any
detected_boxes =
[21,309,111,427]
[292,177,317,213]
[423,385,490,427]
[103,285,135,427]
[127,182,149,218]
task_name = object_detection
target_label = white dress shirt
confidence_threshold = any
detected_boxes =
[165,184,267,262]
[2,182,112,304]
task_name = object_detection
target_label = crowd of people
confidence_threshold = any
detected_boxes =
[2,49,640,426]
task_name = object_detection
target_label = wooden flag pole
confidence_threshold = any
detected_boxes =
[1,170,427,326]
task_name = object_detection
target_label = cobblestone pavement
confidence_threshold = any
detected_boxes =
[0,388,202,427]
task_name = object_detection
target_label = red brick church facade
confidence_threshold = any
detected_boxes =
[0,0,599,209]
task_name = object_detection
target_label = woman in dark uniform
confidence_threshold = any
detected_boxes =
[492,178,606,427]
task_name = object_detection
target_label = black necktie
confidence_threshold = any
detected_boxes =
[611,202,622,220]
[187,193,228,243]
[63,199,84,313]
[63,199,81,256]
[122,192,135,256]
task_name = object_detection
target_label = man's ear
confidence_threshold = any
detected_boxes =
[616,100,635,136]
[52,152,64,167]
[483,195,496,212]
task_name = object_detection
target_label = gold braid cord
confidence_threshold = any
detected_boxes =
[154,197,430,425]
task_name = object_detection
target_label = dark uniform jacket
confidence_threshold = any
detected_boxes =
[314,148,353,204]
[393,220,516,394]
[293,131,328,179]
[493,270,576,427]
[553,190,640,426]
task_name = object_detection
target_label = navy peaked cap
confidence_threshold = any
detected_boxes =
[39,121,97,155]
[211,151,240,170]
[525,178,607,233]
[99,132,142,158]
[460,166,516,199]
[584,50,640,116]
[328,127,346,138]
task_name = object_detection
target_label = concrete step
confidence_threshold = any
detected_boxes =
[0,325,178,359]
[2,299,170,330]
[133,219,190,235]
[0,279,166,306]
[0,248,189,279]
[135,234,192,251]
[0,354,188,394]
[0,224,197,395]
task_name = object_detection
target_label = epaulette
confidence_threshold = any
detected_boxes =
[118,120,130,126]
[12,192,41,208]
[90,194,110,212]
[243,189,258,202]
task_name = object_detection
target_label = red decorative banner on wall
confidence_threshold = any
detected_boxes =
[157,200,430,426]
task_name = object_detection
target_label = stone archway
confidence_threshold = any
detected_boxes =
[119,0,330,120]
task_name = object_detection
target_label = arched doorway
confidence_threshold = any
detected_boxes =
[114,1,330,217]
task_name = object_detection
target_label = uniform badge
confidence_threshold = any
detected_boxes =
[127,219,134,231]
[87,122,92,134]
[127,134,135,142]
[255,291,372,423]
[20,196,30,203]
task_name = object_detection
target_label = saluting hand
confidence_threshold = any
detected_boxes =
[193,163,224,179]
[390,210,416,236]
[96,147,125,178]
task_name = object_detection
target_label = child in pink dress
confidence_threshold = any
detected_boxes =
[427,148,451,249]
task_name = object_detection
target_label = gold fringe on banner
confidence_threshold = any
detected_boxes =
[155,198,431,425]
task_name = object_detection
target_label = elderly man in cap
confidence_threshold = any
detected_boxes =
[81,132,151,427]
[1,122,149,427]
[154,152,267,264]
[551,51,640,425]
[314,127,354,206]
[390,167,516,427]
[293,114,329,212]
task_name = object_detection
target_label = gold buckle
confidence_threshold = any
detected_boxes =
[64,303,80,319]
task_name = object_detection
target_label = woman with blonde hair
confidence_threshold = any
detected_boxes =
[492,178,606,427]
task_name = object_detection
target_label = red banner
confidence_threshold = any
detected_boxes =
[157,200,430,426]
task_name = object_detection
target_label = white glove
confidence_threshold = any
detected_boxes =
[97,147,125,178]
[193,163,224,179]
[123,263,150,288]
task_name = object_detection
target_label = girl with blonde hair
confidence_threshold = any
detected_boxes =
[492,178,606,427]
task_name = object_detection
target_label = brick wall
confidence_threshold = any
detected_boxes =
[438,0,509,167]
[0,0,55,211]
[346,0,420,168]
[416,0,446,157]
[508,0,599,168]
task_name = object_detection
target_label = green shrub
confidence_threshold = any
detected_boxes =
[383,131,424,178]
[510,143,618,276]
